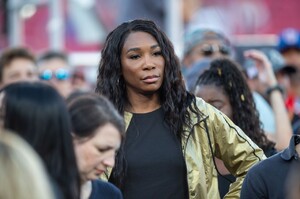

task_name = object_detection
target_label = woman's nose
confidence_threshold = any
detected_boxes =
[103,154,115,168]
[143,55,156,70]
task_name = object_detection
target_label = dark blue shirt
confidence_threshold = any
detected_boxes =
[89,180,123,199]
[241,135,300,199]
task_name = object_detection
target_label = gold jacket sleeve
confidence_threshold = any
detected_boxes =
[182,97,266,199]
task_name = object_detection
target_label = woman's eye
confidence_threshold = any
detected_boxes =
[210,102,222,110]
[129,55,140,60]
[98,148,108,153]
[213,104,223,110]
[153,51,162,56]
[214,106,221,110]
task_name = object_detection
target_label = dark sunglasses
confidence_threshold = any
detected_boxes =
[200,44,230,56]
[39,68,70,81]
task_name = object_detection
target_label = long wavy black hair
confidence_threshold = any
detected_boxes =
[1,82,81,199]
[96,19,204,188]
[195,58,275,153]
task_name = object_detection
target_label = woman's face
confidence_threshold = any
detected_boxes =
[195,84,233,119]
[73,123,121,182]
[121,31,165,95]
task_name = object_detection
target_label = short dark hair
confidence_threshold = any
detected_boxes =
[0,47,36,81]
[0,82,80,199]
[38,51,68,63]
[67,92,125,139]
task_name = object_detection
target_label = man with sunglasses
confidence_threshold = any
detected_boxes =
[38,51,73,98]
[182,27,232,91]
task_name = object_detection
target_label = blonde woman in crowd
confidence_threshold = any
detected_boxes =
[0,130,54,199]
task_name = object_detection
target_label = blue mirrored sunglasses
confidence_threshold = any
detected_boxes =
[39,68,70,81]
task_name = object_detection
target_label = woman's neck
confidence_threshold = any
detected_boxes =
[126,92,161,113]
[80,181,92,199]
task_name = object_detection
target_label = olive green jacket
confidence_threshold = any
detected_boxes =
[103,97,266,199]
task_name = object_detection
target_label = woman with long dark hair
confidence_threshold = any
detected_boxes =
[194,58,277,198]
[0,82,80,199]
[195,58,276,155]
[96,19,265,199]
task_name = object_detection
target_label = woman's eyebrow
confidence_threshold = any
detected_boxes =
[126,44,160,53]
[151,44,160,49]
[126,47,140,53]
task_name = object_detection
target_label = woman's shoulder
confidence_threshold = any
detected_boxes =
[90,180,123,199]
[194,96,207,107]
[192,96,216,116]
[191,96,233,126]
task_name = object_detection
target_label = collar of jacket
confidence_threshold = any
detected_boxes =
[281,135,300,160]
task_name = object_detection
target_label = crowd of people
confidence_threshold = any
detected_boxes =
[0,18,299,199]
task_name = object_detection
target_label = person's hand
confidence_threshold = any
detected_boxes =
[244,49,277,87]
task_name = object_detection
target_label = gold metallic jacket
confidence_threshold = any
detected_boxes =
[103,97,266,199]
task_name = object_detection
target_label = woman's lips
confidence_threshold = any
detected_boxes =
[142,75,159,83]
[95,169,105,175]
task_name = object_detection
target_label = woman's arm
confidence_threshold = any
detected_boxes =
[206,103,266,198]
[244,49,293,150]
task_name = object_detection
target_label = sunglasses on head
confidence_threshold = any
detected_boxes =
[200,44,230,56]
[39,68,70,81]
